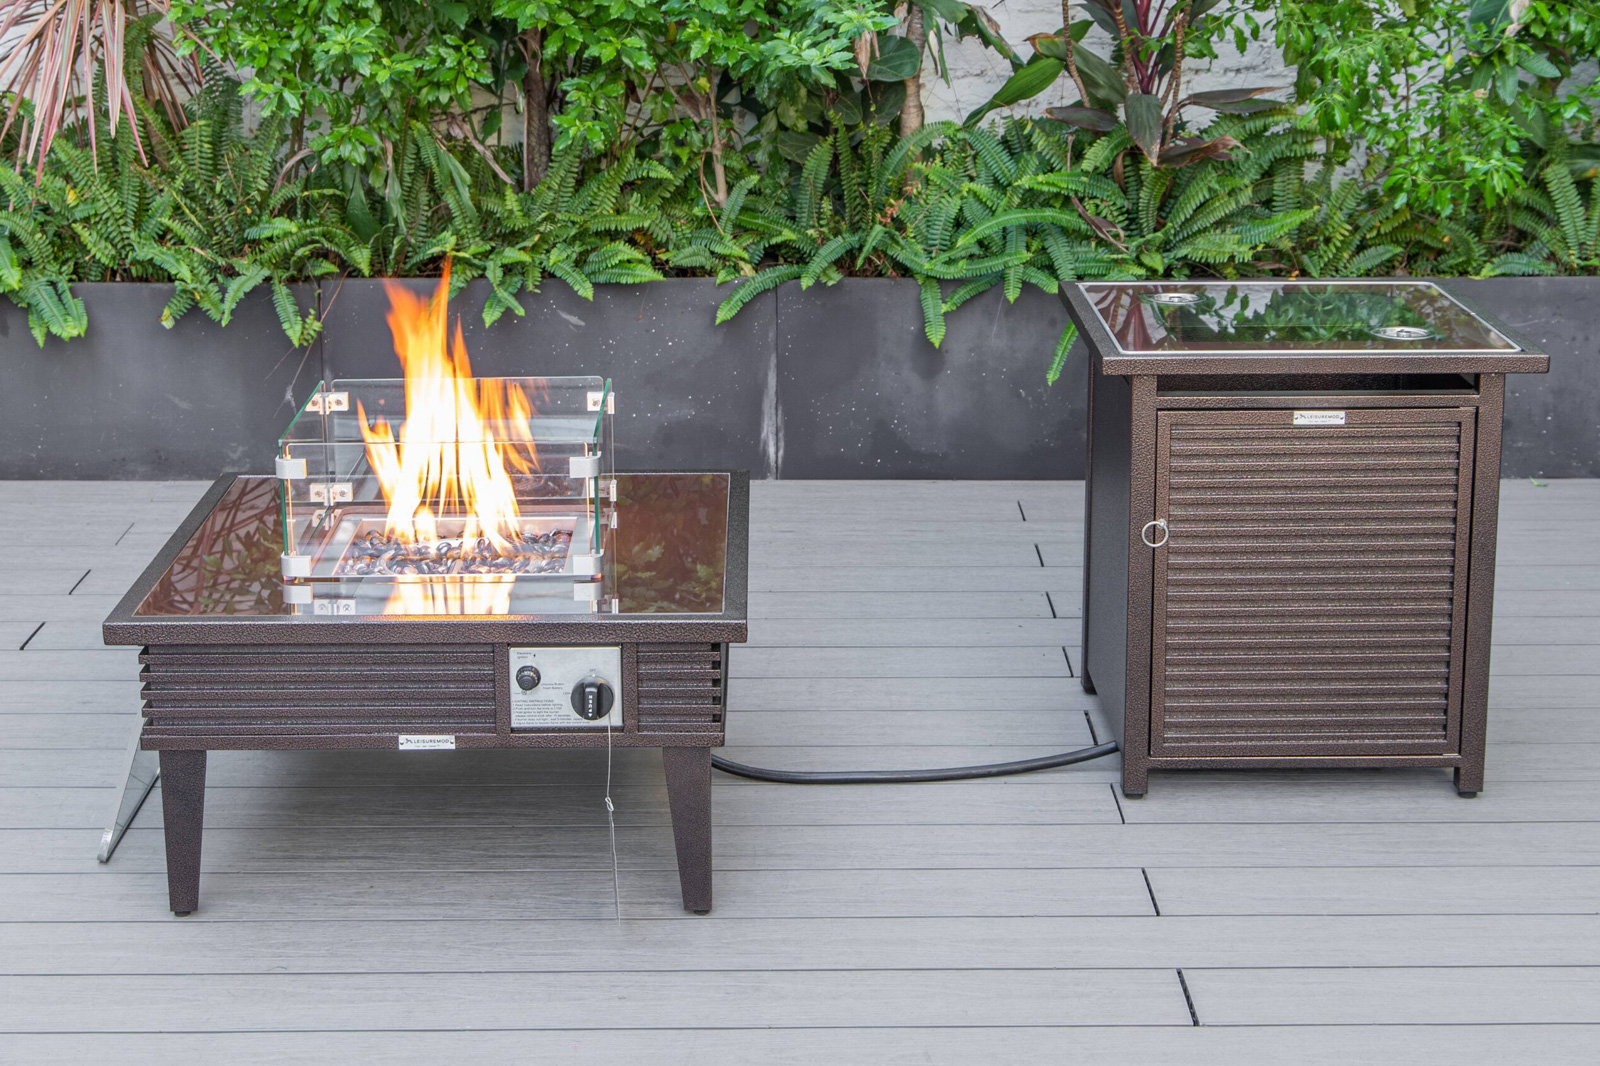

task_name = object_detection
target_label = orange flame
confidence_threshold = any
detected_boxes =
[384,575,514,616]
[358,264,539,615]
[358,263,540,555]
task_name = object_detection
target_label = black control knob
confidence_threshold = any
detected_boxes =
[515,666,541,691]
[571,679,615,720]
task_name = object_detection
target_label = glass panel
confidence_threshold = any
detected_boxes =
[136,473,728,618]
[613,472,728,614]
[277,377,614,586]
[1080,281,1518,354]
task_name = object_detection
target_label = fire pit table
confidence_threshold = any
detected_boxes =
[101,468,746,915]
[98,277,746,916]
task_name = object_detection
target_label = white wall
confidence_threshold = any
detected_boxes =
[917,1,1290,124]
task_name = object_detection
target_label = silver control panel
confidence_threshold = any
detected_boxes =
[508,646,623,730]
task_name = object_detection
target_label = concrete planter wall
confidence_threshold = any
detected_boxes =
[0,276,1593,479]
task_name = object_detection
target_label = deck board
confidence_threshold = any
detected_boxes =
[0,477,1594,1062]
[3,1026,1597,1066]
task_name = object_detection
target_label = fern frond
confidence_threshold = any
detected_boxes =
[716,265,801,323]
[918,276,946,347]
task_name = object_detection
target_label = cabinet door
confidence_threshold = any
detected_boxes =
[1149,407,1477,759]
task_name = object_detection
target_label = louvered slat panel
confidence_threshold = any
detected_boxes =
[1151,408,1476,758]
[141,644,497,738]
[636,643,724,734]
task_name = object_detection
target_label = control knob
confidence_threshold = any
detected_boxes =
[571,678,615,721]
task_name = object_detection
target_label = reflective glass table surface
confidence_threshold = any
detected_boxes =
[133,473,731,617]
[1080,281,1519,354]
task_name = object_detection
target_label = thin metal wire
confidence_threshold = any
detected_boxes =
[604,709,621,921]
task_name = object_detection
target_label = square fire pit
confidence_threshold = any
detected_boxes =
[102,468,746,915]
[100,277,746,915]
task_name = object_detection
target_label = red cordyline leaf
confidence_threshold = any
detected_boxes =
[0,0,185,176]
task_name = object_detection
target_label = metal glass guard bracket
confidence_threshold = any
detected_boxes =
[98,711,159,862]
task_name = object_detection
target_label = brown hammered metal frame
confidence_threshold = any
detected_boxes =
[1063,281,1549,798]
[102,471,749,917]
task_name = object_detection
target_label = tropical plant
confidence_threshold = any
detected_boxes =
[455,1,902,204]
[1260,0,1600,216]
[355,123,671,322]
[966,0,1282,169]
[0,0,196,172]
[4,2,1596,358]
[0,70,359,345]
[896,1,1021,135]
[169,1,500,168]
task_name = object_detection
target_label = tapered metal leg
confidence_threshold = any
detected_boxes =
[97,713,158,863]
[159,750,207,916]
[662,746,713,914]
[1122,763,1149,798]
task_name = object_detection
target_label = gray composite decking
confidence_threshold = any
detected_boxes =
[0,478,1596,1064]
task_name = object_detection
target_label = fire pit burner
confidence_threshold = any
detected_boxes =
[334,525,574,576]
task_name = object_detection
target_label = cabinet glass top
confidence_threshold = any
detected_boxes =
[1078,281,1518,355]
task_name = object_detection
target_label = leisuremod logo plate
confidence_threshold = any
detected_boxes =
[1293,410,1346,426]
[398,735,456,750]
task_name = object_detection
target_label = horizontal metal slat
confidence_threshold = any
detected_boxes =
[1166,643,1452,659]
[1166,565,1456,579]
[636,643,723,733]
[1177,521,1459,536]
[1164,720,1448,738]
[140,646,495,666]
[143,721,496,738]
[138,642,499,733]
[1170,424,1461,438]
[1167,604,1454,620]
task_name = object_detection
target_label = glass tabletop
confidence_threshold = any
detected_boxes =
[134,473,731,618]
[1079,281,1519,354]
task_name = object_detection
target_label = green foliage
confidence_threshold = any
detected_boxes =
[363,127,672,320]
[711,108,1333,373]
[170,1,499,168]
[969,0,1284,169]
[1494,148,1600,273]
[3,0,1598,372]
[0,70,687,344]
[1259,0,1600,217]
[0,72,348,346]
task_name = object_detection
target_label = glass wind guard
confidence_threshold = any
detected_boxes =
[1080,281,1519,354]
[277,377,615,597]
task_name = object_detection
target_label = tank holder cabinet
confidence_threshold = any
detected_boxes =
[1062,281,1550,797]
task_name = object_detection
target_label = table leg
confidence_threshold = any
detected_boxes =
[662,747,713,914]
[159,750,207,916]
[1122,762,1149,798]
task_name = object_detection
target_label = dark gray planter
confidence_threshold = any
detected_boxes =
[773,280,1082,479]
[0,275,1593,479]
[0,283,317,480]
[1442,278,1600,479]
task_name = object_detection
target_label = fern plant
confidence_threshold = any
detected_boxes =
[712,110,1328,382]
[0,70,356,345]
[1491,151,1600,275]
[3,55,1590,359]
[347,124,673,326]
